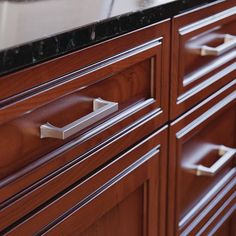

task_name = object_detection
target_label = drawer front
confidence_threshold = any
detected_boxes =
[0,21,170,186]
[181,177,236,236]
[213,212,236,236]
[0,20,168,103]
[168,79,236,235]
[0,126,168,235]
[171,3,236,118]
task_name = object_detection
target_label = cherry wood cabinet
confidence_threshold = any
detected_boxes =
[0,1,236,236]
[168,80,236,235]
[168,2,236,235]
[0,20,170,235]
[213,213,236,236]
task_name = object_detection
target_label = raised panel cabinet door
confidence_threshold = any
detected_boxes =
[171,1,236,119]
[195,200,236,236]
[168,80,236,236]
[187,176,236,236]
[2,126,168,236]
[46,149,159,236]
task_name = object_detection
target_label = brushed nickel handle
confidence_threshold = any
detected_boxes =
[40,98,118,140]
[187,145,236,177]
[201,34,236,56]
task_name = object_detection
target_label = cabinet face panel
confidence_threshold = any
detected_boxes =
[168,80,236,235]
[0,39,161,179]
[180,10,236,91]
[180,177,236,236]
[0,20,169,102]
[0,20,170,202]
[1,126,167,236]
[171,3,236,119]
[80,187,145,236]
[45,153,158,236]
[214,212,236,236]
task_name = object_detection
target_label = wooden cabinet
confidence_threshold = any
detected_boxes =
[0,20,169,235]
[0,1,236,236]
[1,126,168,236]
[168,2,236,235]
[0,20,170,202]
[169,80,236,235]
[171,2,236,119]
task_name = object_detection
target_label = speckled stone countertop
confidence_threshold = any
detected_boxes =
[0,0,218,76]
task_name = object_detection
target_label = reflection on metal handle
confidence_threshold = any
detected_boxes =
[201,34,236,56]
[40,98,118,140]
[187,145,236,177]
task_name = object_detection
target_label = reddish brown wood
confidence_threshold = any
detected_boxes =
[207,211,236,236]
[178,107,236,219]
[1,1,236,235]
[170,1,236,119]
[168,80,236,236]
[0,20,169,104]
[1,127,168,236]
[182,179,236,235]
[0,20,170,193]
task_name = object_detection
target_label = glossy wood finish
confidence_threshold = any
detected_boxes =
[0,20,170,201]
[1,1,236,235]
[168,2,236,234]
[178,104,236,219]
[1,126,168,235]
[168,80,236,235]
[181,177,236,236]
[0,120,166,230]
[171,1,236,119]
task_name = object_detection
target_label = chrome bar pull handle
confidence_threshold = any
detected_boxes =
[40,98,118,140]
[200,34,236,56]
[186,145,236,177]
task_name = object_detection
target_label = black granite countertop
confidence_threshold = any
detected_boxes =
[0,0,219,76]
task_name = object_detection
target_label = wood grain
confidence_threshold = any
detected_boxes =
[168,79,236,236]
[1,126,168,236]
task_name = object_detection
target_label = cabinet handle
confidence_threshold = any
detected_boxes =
[200,34,236,56]
[186,145,236,177]
[40,98,118,140]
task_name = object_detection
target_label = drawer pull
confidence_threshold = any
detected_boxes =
[200,34,236,56]
[40,98,118,140]
[187,145,236,177]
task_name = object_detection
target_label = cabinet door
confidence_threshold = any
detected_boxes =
[171,1,236,119]
[46,148,159,236]
[168,80,236,236]
[2,127,167,236]
[197,208,236,236]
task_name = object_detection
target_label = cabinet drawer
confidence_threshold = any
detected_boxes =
[171,3,236,118]
[0,21,169,187]
[212,212,236,236]
[0,20,169,103]
[181,177,236,236]
[0,126,168,235]
[169,79,236,235]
